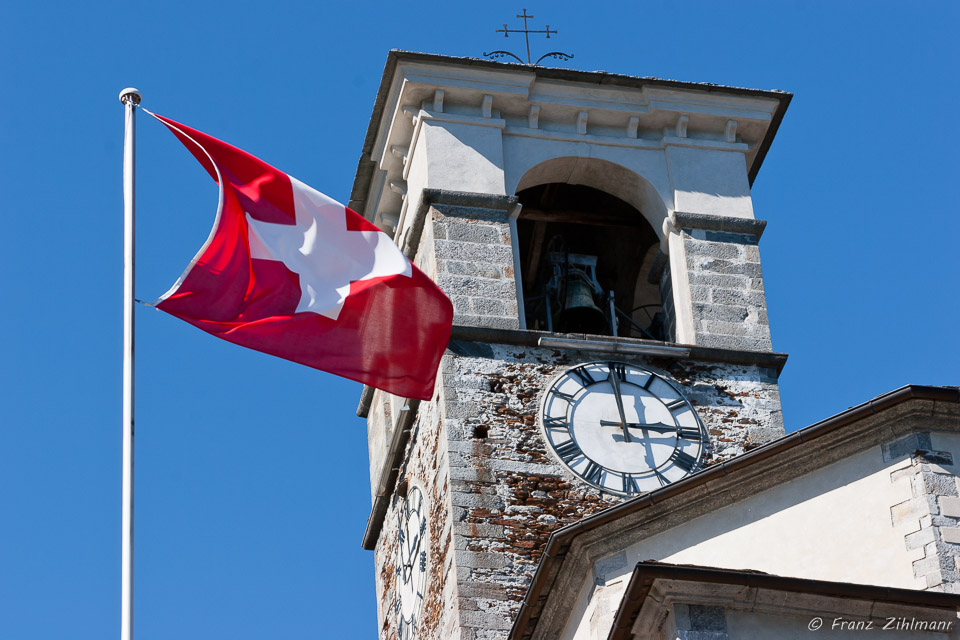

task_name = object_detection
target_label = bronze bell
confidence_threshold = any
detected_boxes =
[557,278,608,334]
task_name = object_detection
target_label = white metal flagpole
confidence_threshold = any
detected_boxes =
[119,87,141,640]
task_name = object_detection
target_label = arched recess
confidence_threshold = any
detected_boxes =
[514,156,669,239]
[512,158,672,341]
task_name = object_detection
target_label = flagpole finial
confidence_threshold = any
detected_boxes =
[119,88,142,105]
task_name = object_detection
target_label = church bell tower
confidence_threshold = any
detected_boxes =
[352,51,791,640]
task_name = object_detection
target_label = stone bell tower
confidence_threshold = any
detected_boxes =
[353,51,792,640]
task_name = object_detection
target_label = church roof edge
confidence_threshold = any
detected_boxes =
[383,49,793,98]
[609,561,960,640]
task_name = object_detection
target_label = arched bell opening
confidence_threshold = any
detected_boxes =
[515,183,668,341]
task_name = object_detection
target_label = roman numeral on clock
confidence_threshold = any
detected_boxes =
[669,449,698,472]
[543,415,568,429]
[677,426,703,442]
[582,461,604,485]
[608,362,627,382]
[665,398,687,412]
[622,473,641,494]
[554,439,582,463]
[571,366,596,386]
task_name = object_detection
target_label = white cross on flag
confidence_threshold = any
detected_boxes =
[149,112,453,400]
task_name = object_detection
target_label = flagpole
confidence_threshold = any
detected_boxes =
[119,87,141,640]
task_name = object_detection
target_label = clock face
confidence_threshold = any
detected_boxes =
[394,486,427,640]
[540,361,707,496]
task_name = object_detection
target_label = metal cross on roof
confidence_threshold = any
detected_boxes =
[484,9,574,66]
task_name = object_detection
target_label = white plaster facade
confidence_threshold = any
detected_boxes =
[351,52,788,345]
[360,61,781,235]
[563,447,924,640]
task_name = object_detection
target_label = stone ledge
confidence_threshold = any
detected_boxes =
[448,325,789,374]
[418,189,520,215]
[357,325,788,417]
[672,211,767,238]
[401,189,519,263]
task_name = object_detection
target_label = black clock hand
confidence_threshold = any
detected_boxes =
[407,534,420,566]
[608,370,632,443]
[600,419,677,433]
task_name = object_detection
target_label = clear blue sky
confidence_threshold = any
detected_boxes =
[1,1,957,638]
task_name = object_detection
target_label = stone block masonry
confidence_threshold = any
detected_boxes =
[888,436,960,593]
[681,228,773,353]
[373,341,784,640]
[429,201,520,331]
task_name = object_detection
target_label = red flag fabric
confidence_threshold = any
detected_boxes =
[148,111,453,400]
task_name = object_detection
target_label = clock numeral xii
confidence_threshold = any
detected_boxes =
[608,362,627,382]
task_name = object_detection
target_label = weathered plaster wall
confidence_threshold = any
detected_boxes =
[371,337,784,639]
[373,211,464,640]
[373,393,463,640]
[434,341,783,639]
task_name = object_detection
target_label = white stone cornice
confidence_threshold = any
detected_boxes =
[576,111,588,135]
[501,124,748,153]
[662,136,748,152]
[389,145,408,165]
[418,109,506,130]
[530,79,652,113]
[481,95,493,118]
[528,104,541,129]
[725,119,738,142]
[502,125,662,149]
[401,110,428,182]
[398,61,535,97]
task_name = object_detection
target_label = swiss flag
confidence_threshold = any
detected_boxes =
[148,112,453,400]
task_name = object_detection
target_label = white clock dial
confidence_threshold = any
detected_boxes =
[394,486,427,640]
[540,361,707,496]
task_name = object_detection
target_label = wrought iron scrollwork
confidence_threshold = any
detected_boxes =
[535,51,575,65]
[483,10,573,66]
[482,50,525,64]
